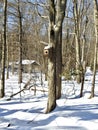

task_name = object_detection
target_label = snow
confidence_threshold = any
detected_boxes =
[44,45,51,50]
[0,68,98,130]
[16,60,38,65]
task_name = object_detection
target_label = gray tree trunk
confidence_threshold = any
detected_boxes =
[80,16,88,97]
[89,0,98,98]
[56,26,62,99]
[55,0,67,99]
[45,0,56,113]
[73,0,81,83]
[18,0,22,83]
[0,0,7,98]
[46,0,67,113]
[6,39,9,79]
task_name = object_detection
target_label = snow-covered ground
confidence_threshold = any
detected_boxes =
[0,68,98,130]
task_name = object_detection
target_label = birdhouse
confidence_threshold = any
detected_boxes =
[44,45,51,56]
[44,49,49,56]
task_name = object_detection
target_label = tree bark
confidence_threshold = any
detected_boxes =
[56,26,62,99]
[0,0,7,98]
[46,0,67,113]
[73,0,81,83]
[45,0,56,113]
[55,0,67,99]
[6,39,9,79]
[18,0,23,83]
[89,0,98,98]
[80,16,88,97]
[80,61,86,97]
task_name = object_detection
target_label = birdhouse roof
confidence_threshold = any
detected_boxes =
[44,45,51,50]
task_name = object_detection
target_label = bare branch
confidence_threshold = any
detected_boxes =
[40,41,48,45]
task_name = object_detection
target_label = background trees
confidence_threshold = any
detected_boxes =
[0,0,97,112]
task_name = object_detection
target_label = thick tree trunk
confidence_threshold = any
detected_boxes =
[0,0,7,98]
[45,28,56,113]
[55,0,67,99]
[46,48,56,113]
[45,0,56,113]
[46,0,67,113]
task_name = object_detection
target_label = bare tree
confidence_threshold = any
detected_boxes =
[17,0,23,83]
[89,0,98,98]
[80,1,89,97]
[0,0,7,98]
[6,35,9,79]
[46,0,67,113]
[56,1,63,99]
[73,0,82,83]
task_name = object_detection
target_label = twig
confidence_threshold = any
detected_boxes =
[30,88,48,92]
[10,78,32,98]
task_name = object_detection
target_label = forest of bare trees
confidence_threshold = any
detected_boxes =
[0,0,98,113]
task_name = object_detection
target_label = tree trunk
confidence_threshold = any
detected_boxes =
[80,61,86,97]
[45,0,56,113]
[80,16,88,97]
[0,34,2,62]
[73,0,81,83]
[46,46,56,113]
[80,38,85,97]
[46,0,67,113]
[75,34,81,83]
[43,56,48,81]
[0,0,7,98]
[6,39,9,79]
[56,26,62,99]
[55,0,67,99]
[18,0,22,83]
[12,43,15,75]
[89,0,98,98]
